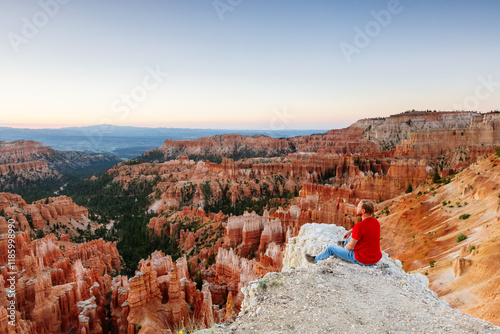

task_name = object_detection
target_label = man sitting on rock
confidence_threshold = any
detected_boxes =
[305,199,382,266]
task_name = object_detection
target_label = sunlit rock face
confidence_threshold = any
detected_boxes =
[2,111,499,332]
[0,192,91,236]
[109,251,216,333]
[378,154,500,326]
[151,134,295,161]
[0,226,120,333]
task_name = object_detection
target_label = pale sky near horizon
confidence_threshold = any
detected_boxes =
[0,0,499,130]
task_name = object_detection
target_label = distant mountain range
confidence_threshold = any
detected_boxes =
[0,125,327,159]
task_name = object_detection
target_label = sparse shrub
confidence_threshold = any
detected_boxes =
[429,260,436,267]
[456,233,467,242]
[135,324,142,330]
[469,245,476,253]
[381,206,390,216]
[406,183,413,193]
[442,201,447,206]
[496,147,500,157]
[459,214,471,220]
[258,280,267,290]
[432,170,441,183]
[207,253,215,266]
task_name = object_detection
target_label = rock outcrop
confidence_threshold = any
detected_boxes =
[378,153,500,325]
[110,251,218,333]
[0,192,92,237]
[205,223,499,334]
[0,140,120,192]
[146,134,295,162]
[0,228,120,333]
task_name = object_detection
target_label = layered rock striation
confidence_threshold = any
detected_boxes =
[0,229,120,333]
[378,153,500,325]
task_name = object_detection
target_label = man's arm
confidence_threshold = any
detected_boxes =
[345,237,358,251]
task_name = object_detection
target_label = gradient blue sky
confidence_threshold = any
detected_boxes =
[1,0,499,130]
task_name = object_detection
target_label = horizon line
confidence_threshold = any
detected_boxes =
[0,123,336,131]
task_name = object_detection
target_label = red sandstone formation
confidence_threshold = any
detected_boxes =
[3,111,500,332]
[289,124,379,155]
[0,140,120,190]
[104,111,500,330]
[0,140,54,165]
[0,225,120,333]
[148,134,294,161]
[110,251,217,333]
[378,154,500,325]
[0,192,91,236]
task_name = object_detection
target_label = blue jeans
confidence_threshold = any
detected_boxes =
[314,237,372,266]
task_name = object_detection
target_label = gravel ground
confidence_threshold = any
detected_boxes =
[197,257,500,334]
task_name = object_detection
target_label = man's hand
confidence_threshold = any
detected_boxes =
[345,237,358,251]
[343,229,352,240]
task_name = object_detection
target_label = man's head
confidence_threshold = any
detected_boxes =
[356,199,375,216]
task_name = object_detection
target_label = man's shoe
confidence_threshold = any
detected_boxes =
[337,240,345,247]
[305,253,316,263]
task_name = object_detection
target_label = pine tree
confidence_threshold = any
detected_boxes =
[432,169,441,183]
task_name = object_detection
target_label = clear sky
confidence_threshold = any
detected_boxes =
[1,0,499,130]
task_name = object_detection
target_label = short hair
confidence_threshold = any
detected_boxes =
[360,200,375,214]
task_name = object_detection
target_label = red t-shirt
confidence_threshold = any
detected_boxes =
[351,217,382,264]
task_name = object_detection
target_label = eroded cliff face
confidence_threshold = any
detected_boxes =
[0,140,121,170]
[223,223,499,334]
[3,111,500,332]
[110,251,217,333]
[0,222,121,333]
[356,111,495,149]
[94,111,500,331]
[378,154,500,325]
[0,192,92,237]
[145,134,295,162]
[0,140,120,191]
[0,140,54,165]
